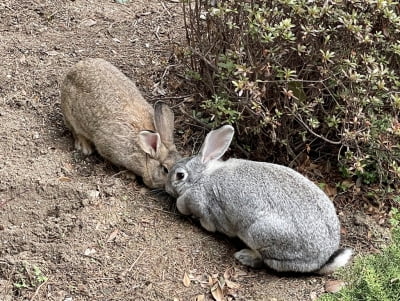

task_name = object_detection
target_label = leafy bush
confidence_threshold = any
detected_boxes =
[182,0,400,194]
[318,209,400,301]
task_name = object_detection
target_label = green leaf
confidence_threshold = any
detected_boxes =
[288,81,306,102]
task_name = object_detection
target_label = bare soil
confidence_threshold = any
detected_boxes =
[0,1,392,300]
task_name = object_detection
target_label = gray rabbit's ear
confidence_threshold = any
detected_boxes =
[154,102,175,146]
[200,125,234,163]
[138,130,161,157]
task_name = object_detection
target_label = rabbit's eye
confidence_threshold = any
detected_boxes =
[176,172,185,181]
[162,166,169,174]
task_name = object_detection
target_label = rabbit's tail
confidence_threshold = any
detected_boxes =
[317,248,353,275]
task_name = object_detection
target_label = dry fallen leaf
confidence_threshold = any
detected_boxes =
[46,50,60,56]
[210,282,224,301]
[325,280,345,293]
[63,163,74,171]
[193,274,209,288]
[107,229,119,242]
[19,55,26,64]
[218,277,226,289]
[223,267,234,280]
[84,248,96,256]
[341,179,354,187]
[324,184,337,197]
[370,247,381,254]
[182,272,191,287]
[232,268,247,279]
[310,291,318,300]
[208,275,214,286]
[58,176,72,182]
[139,187,150,194]
[195,295,205,301]
[81,19,97,27]
[225,279,240,289]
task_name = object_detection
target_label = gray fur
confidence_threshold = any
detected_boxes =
[61,58,180,189]
[166,125,352,273]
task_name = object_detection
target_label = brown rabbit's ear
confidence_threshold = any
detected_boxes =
[154,102,175,146]
[138,131,161,157]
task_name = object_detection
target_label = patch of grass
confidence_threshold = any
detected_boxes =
[13,263,48,293]
[319,209,400,301]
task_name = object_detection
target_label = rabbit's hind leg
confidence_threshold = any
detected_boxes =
[234,249,263,268]
[262,256,321,273]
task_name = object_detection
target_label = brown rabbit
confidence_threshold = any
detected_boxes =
[60,58,180,189]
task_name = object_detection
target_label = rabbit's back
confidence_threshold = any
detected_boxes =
[200,158,340,252]
[61,58,155,138]
[204,159,337,216]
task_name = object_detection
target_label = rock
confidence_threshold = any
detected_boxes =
[325,280,346,293]
[87,190,100,200]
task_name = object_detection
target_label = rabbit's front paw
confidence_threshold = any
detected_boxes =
[234,249,263,268]
[199,218,216,232]
[74,135,94,155]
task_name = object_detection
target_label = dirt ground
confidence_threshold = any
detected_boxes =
[0,1,392,300]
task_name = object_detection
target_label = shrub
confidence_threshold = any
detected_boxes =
[182,0,400,196]
[318,208,400,301]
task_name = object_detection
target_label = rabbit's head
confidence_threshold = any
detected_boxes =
[138,102,181,189]
[166,125,234,197]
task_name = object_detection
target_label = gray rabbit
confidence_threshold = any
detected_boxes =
[61,58,180,189]
[166,125,352,274]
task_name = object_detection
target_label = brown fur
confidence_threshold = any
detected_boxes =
[60,58,180,188]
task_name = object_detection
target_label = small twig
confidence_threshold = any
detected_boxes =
[120,249,146,278]
[2,4,12,10]
[178,107,250,157]
[154,25,160,40]
[30,280,48,301]
[162,64,177,81]
[138,204,180,216]
[293,114,342,145]
[111,170,130,178]
[107,22,115,32]
[47,10,59,20]
[179,106,212,130]
[0,198,13,208]
[257,79,327,84]
[159,0,173,17]
[288,149,306,168]
[231,142,250,158]
[153,64,178,95]
[189,47,219,72]
[82,254,103,264]
[0,189,27,208]
[150,94,195,101]
[337,144,345,163]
